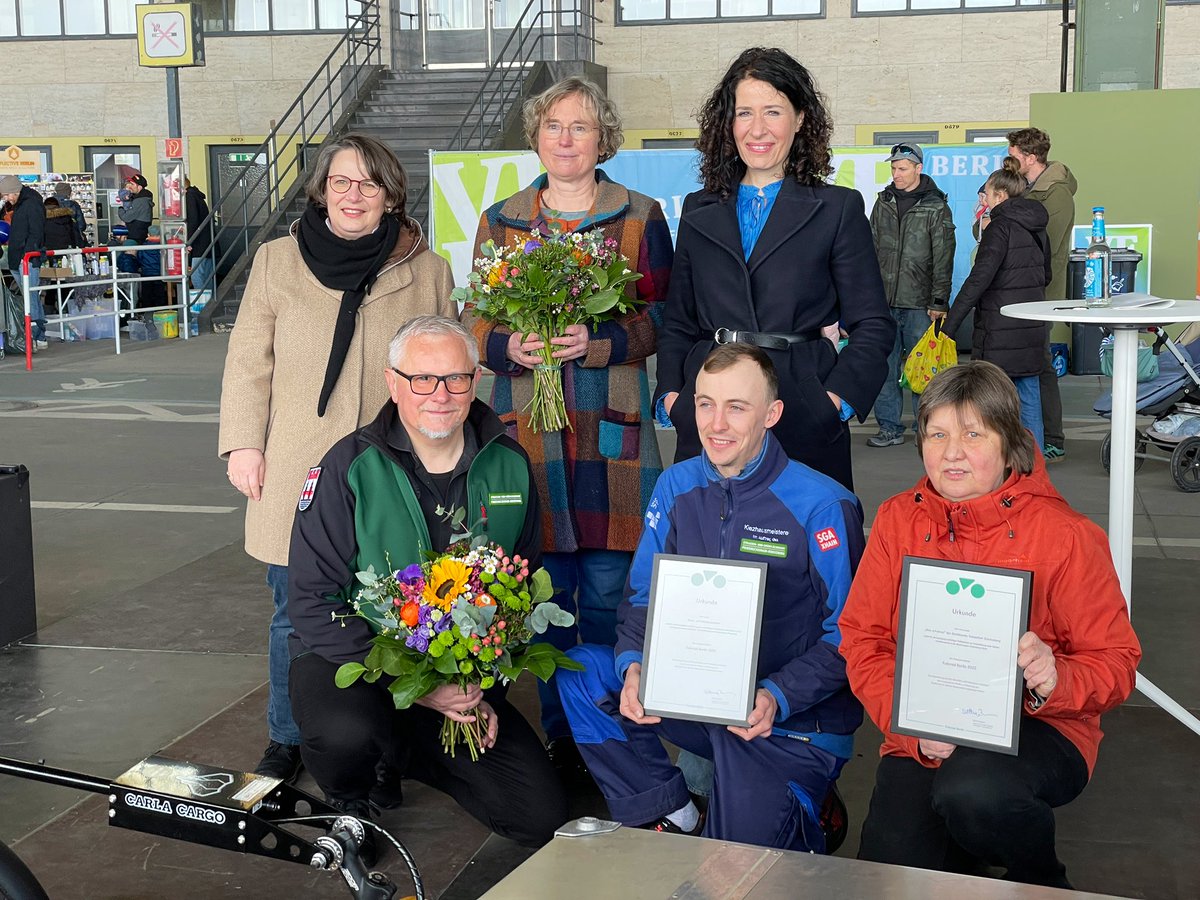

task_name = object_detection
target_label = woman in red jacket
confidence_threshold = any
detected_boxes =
[840,361,1140,889]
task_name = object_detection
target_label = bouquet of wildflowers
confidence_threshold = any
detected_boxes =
[334,526,580,761]
[452,224,644,432]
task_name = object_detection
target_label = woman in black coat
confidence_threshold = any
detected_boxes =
[654,48,893,491]
[942,157,1051,449]
[43,197,84,251]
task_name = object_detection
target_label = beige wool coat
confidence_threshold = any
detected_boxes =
[218,224,455,565]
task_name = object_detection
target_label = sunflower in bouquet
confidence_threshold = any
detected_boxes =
[334,531,581,761]
[452,224,644,432]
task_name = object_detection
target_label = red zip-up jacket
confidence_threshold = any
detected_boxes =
[840,457,1140,776]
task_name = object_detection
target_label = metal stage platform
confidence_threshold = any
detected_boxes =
[482,819,1127,900]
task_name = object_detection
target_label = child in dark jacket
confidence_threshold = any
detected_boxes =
[942,157,1051,447]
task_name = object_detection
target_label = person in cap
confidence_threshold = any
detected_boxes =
[118,173,154,245]
[218,133,454,787]
[866,142,956,448]
[0,174,48,348]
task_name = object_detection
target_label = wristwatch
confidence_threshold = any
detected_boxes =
[1026,687,1047,710]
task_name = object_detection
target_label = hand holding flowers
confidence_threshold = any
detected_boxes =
[454,224,644,432]
[334,538,581,761]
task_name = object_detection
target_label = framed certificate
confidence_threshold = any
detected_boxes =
[639,554,768,727]
[893,557,1032,755]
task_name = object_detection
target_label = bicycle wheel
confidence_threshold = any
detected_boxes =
[0,842,49,900]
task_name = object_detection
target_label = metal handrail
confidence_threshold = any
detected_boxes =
[405,0,599,219]
[193,1,384,331]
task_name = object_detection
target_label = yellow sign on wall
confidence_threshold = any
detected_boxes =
[136,3,205,68]
[0,146,43,174]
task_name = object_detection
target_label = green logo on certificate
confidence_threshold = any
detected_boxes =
[946,578,986,599]
[739,538,788,559]
[488,493,523,506]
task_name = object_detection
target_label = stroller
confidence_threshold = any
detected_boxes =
[1093,321,1200,492]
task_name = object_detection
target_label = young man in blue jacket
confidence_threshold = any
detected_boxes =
[557,343,864,850]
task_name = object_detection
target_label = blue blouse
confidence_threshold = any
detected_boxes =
[736,180,783,261]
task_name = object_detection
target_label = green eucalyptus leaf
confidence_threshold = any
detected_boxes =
[530,567,553,604]
[335,662,367,688]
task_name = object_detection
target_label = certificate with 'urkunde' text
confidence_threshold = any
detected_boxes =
[893,557,1032,755]
[640,554,767,727]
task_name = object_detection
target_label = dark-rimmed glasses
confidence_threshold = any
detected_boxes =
[891,144,917,157]
[327,175,382,198]
[390,368,475,395]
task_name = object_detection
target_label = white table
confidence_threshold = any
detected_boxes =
[1003,299,1200,737]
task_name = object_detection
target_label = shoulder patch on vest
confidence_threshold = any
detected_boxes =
[298,466,321,511]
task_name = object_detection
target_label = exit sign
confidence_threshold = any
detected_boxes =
[227,153,261,163]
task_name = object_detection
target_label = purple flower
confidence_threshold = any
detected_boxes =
[398,564,423,585]
[434,613,453,634]
[406,632,430,653]
[523,239,542,254]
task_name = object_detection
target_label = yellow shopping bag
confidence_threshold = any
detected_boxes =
[900,323,958,395]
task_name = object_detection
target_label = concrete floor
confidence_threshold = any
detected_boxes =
[0,333,1197,899]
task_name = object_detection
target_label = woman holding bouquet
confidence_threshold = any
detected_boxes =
[461,77,673,768]
[655,47,894,491]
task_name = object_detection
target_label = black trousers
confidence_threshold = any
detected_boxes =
[290,653,568,848]
[858,717,1088,889]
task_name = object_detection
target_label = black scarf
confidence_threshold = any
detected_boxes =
[297,202,403,417]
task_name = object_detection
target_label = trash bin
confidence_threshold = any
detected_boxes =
[0,465,37,646]
[1067,249,1143,375]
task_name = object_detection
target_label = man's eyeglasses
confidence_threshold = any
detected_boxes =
[327,175,383,198]
[891,144,917,156]
[391,368,475,395]
[541,122,596,139]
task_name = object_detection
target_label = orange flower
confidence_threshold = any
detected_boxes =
[399,600,420,628]
[474,593,496,607]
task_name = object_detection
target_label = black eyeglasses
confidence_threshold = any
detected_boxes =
[390,368,475,395]
[891,143,917,156]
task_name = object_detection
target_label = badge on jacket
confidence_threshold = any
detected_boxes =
[815,527,841,552]
[298,466,321,511]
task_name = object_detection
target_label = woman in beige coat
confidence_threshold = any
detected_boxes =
[218,133,454,783]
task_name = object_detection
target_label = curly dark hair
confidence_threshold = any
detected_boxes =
[696,48,833,198]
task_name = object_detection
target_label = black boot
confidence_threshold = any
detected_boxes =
[325,796,379,868]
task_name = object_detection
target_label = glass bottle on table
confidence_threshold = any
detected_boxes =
[1083,206,1112,308]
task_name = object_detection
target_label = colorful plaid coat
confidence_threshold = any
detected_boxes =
[461,172,673,553]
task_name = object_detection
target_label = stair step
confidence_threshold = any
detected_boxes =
[380,70,491,83]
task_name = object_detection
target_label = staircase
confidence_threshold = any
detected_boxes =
[348,70,498,227]
[207,69,509,328]
[198,0,600,331]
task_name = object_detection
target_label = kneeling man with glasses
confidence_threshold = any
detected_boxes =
[287,315,566,861]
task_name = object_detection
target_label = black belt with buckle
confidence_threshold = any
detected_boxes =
[713,328,823,351]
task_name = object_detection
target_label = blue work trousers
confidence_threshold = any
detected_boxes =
[535,549,632,741]
[558,645,840,851]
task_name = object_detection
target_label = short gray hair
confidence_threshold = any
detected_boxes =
[523,76,624,164]
[388,315,479,370]
[305,133,408,218]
